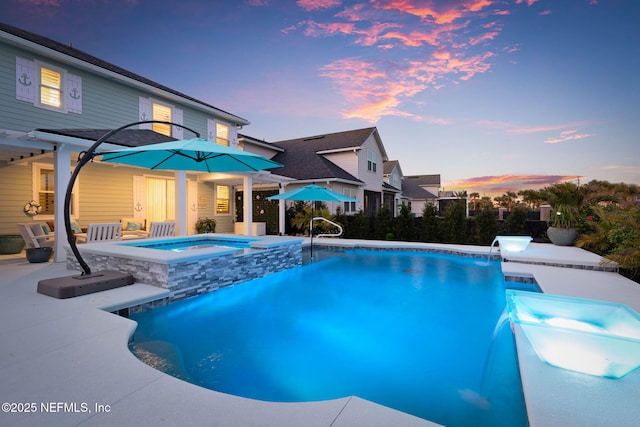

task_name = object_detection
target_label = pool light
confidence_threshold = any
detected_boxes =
[506,290,640,379]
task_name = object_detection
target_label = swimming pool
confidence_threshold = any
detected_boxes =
[130,250,528,426]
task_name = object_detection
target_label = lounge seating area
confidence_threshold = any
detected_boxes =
[16,223,55,249]
[17,218,176,247]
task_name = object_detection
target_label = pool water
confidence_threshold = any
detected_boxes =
[130,250,528,426]
[129,238,252,252]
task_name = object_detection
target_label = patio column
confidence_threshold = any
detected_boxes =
[243,175,253,236]
[53,144,72,263]
[175,170,187,236]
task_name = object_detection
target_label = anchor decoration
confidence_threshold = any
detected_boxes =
[134,202,144,212]
[69,87,81,100]
[139,112,148,121]
[18,73,32,87]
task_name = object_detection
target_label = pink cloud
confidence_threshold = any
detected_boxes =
[296,0,341,11]
[373,0,498,24]
[544,129,595,144]
[287,0,544,122]
[445,174,583,196]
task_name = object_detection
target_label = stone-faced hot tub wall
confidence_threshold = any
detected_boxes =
[66,235,302,302]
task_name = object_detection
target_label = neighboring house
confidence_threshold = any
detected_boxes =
[383,160,403,216]
[267,127,388,218]
[402,175,441,216]
[0,22,271,261]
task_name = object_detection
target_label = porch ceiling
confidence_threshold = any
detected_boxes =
[0,130,56,164]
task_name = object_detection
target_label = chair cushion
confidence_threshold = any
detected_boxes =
[70,220,82,234]
[126,222,142,231]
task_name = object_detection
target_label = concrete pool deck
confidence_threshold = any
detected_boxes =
[1,240,639,426]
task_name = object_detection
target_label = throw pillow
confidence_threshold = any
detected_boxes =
[70,220,82,234]
[126,222,141,231]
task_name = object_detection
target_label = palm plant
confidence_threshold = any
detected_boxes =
[577,206,640,281]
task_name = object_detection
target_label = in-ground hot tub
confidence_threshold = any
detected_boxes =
[66,234,303,302]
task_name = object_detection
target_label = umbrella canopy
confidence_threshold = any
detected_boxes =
[268,185,357,259]
[100,137,282,173]
[267,184,357,203]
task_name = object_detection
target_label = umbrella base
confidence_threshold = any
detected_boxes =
[37,270,135,299]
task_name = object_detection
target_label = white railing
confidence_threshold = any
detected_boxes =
[311,217,343,238]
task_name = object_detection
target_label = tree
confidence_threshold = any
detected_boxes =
[395,203,415,241]
[374,206,394,240]
[469,192,481,211]
[421,202,440,242]
[443,200,467,243]
[518,189,545,209]
[472,208,498,245]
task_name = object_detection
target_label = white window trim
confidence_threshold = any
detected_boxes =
[34,60,68,113]
[32,163,79,220]
[215,184,232,216]
[150,99,174,137]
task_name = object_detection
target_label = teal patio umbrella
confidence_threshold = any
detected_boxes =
[268,184,357,258]
[100,137,283,172]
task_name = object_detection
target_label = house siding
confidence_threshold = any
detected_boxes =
[359,134,384,192]
[0,163,32,234]
[1,36,244,235]
[322,151,359,178]
[1,44,235,137]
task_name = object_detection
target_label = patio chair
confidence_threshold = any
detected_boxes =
[16,223,55,249]
[146,221,176,238]
[76,223,122,243]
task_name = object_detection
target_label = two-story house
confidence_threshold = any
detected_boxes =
[0,22,275,260]
[266,127,388,223]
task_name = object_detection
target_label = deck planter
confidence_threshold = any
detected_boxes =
[26,247,53,263]
[547,227,578,246]
[0,234,26,254]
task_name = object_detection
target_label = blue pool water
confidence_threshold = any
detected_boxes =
[130,250,528,426]
[128,237,252,251]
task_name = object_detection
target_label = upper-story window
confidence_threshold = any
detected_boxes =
[367,150,377,173]
[138,97,184,138]
[216,123,230,146]
[16,57,83,114]
[207,119,234,147]
[39,67,62,109]
[152,102,172,136]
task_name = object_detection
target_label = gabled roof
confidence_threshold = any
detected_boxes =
[274,127,377,152]
[402,179,438,200]
[268,141,362,183]
[384,160,405,177]
[265,128,384,183]
[0,22,248,126]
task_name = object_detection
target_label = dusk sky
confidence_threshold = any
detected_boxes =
[3,0,639,196]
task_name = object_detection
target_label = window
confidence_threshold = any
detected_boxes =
[32,163,79,219]
[40,67,62,108]
[152,103,172,136]
[216,123,230,146]
[16,58,82,113]
[216,185,230,214]
[343,188,357,213]
[367,150,377,173]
